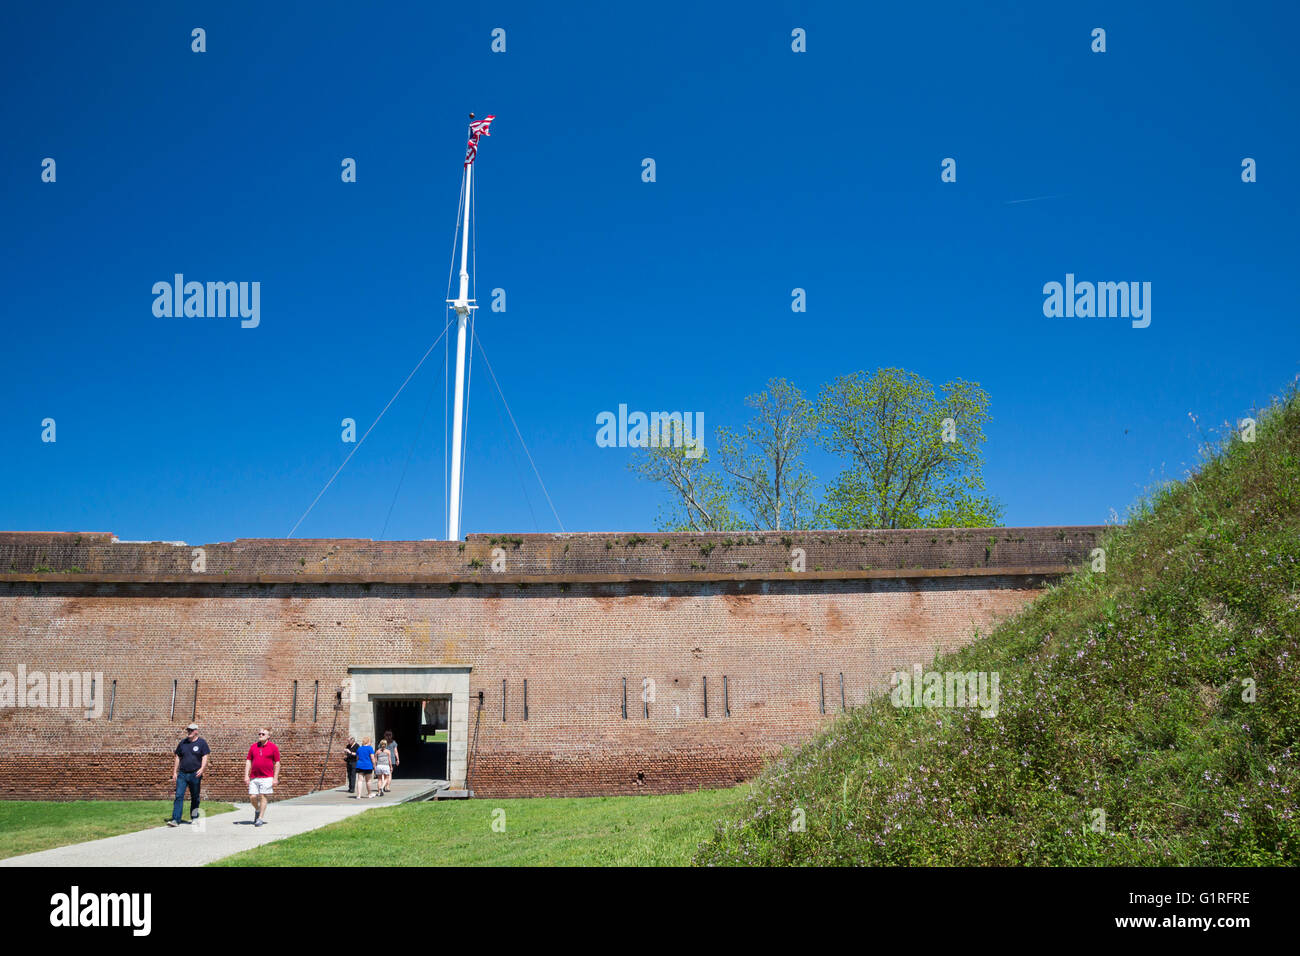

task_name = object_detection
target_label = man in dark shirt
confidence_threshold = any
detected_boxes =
[168,723,210,827]
[343,735,359,793]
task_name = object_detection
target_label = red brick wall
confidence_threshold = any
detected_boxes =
[0,574,1067,801]
[0,529,1106,800]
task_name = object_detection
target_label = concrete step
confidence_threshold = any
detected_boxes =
[400,781,451,802]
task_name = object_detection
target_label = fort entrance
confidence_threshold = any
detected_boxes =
[348,666,470,787]
[372,697,450,779]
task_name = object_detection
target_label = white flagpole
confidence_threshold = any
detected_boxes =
[447,117,477,541]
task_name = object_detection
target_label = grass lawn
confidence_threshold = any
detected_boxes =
[213,787,746,866]
[0,800,236,860]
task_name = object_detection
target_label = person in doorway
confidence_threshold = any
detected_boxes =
[353,735,375,798]
[372,741,392,797]
[168,723,210,827]
[342,735,359,793]
[244,727,280,826]
[381,729,399,792]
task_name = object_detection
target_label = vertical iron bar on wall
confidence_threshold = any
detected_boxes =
[819,673,825,715]
[170,679,176,720]
[840,673,845,711]
[291,680,298,722]
[523,679,528,720]
[192,679,199,720]
[621,678,627,719]
[703,676,708,718]
[724,675,730,717]
[643,678,649,719]
[313,680,319,721]
[502,679,507,721]
[108,679,116,720]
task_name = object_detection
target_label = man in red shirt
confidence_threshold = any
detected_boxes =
[244,727,281,827]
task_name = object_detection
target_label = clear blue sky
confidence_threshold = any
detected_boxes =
[3,2,1297,542]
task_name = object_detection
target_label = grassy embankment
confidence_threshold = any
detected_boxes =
[696,388,1300,865]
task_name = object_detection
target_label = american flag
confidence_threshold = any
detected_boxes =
[464,115,495,167]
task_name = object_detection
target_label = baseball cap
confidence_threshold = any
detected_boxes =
[186,723,199,730]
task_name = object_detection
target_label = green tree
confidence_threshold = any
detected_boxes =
[715,378,817,530]
[815,368,1002,529]
[629,430,743,532]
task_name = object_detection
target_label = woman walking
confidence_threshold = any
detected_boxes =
[353,736,375,799]
[372,741,392,797]
[381,729,399,793]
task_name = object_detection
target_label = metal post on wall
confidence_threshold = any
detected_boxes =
[467,690,484,792]
[703,676,708,718]
[313,680,319,721]
[819,673,825,715]
[169,679,176,720]
[192,679,199,720]
[840,672,846,711]
[723,675,730,717]
[621,677,627,719]
[501,679,506,722]
[314,686,343,794]
[291,680,298,722]
[108,679,116,720]
[523,679,528,720]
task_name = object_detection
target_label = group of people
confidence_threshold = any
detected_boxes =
[166,723,398,826]
[168,722,281,827]
[341,731,399,798]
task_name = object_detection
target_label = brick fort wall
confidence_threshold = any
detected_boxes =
[0,527,1105,800]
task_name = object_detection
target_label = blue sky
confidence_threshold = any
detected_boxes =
[3,2,1297,542]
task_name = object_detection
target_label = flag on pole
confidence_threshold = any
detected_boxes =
[464,115,496,167]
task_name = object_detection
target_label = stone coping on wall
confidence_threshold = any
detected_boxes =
[0,527,1109,584]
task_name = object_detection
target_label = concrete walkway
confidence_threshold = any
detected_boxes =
[0,778,445,867]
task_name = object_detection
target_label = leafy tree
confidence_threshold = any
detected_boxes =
[715,378,817,530]
[815,368,1002,529]
[629,430,743,532]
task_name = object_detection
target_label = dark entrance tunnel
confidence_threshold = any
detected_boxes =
[372,697,448,780]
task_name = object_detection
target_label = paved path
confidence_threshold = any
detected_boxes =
[0,778,445,867]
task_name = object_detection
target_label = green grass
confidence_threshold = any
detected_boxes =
[212,788,744,866]
[697,385,1300,866]
[0,800,235,860]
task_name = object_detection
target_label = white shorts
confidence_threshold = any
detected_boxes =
[248,777,274,795]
